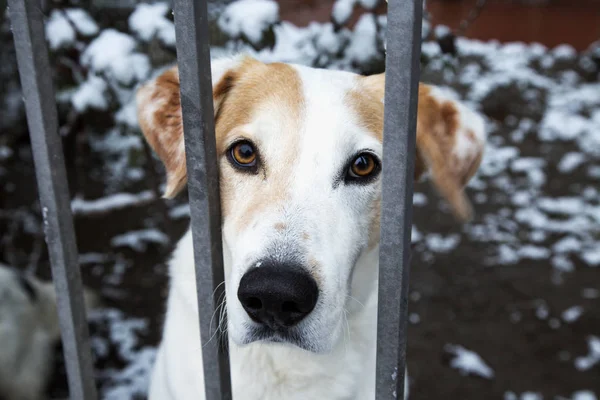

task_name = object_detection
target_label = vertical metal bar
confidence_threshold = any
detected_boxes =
[8,1,98,399]
[171,0,232,399]
[376,0,422,398]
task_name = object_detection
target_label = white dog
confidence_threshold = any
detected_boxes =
[137,55,485,400]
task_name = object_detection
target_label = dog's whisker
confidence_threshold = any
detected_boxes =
[208,290,227,337]
[204,296,227,349]
[218,299,228,333]
[342,308,351,357]
[346,294,365,309]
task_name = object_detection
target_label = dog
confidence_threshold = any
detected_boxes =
[137,55,485,400]
[0,264,97,400]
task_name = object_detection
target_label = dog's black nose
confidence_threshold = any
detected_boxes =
[237,264,318,330]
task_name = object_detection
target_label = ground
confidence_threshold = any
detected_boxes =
[0,1,599,399]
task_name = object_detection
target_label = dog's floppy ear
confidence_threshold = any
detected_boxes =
[363,74,486,221]
[136,56,248,198]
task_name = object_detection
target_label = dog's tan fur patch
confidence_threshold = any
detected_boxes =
[215,61,304,232]
[359,73,484,246]
[137,58,305,224]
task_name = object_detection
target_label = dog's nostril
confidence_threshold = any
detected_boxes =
[245,297,263,310]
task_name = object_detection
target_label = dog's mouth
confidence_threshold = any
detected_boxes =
[243,324,318,352]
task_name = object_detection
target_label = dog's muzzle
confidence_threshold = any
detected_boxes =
[237,262,318,331]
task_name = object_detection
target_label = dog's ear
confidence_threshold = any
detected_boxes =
[363,74,486,221]
[136,56,250,198]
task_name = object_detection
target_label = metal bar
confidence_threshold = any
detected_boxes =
[8,1,98,399]
[376,0,423,398]
[171,0,232,399]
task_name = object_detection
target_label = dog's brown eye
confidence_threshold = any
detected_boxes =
[230,141,257,168]
[349,153,377,178]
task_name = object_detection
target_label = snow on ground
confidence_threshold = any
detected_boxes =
[71,191,155,216]
[572,391,598,400]
[90,309,157,399]
[445,344,495,379]
[71,75,109,112]
[332,0,356,26]
[111,229,170,252]
[218,0,279,47]
[81,29,151,86]
[128,2,176,46]
[562,306,584,323]
[45,8,99,50]
[575,336,600,371]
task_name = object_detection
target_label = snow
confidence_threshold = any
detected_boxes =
[535,303,549,320]
[79,252,112,265]
[81,29,151,85]
[45,8,98,50]
[521,393,543,400]
[425,234,461,253]
[413,193,428,206]
[359,0,379,9]
[411,226,422,243]
[538,197,583,215]
[115,100,140,129]
[582,288,600,299]
[573,391,598,400]
[518,245,550,260]
[562,306,584,323]
[332,0,356,26]
[409,313,420,324]
[0,146,13,161]
[314,23,347,56]
[46,10,76,50]
[552,237,581,253]
[168,204,191,219]
[71,191,155,216]
[111,229,169,252]
[71,75,109,112]
[558,152,586,173]
[434,25,451,38]
[575,336,600,371]
[582,248,600,266]
[68,8,100,36]
[90,309,156,399]
[445,344,495,379]
[552,255,574,272]
[539,83,600,155]
[552,44,577,59]
[218,0,279,46]
[129,2,176,46]
[347,14,379,65]
[346,14,379,65]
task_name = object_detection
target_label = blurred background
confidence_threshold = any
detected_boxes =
[0,0,599,399]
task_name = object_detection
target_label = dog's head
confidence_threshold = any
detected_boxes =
[137,56,485,353]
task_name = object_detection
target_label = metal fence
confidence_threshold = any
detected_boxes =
[8,0,422,398]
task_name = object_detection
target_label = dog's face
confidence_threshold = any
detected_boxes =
[137,56,485,353]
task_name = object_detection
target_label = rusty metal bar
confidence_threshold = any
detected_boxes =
[171,0,232,399]
[8,0,98,398]
[376,0,423,398]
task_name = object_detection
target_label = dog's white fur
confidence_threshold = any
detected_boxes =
[137,56,486,400]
